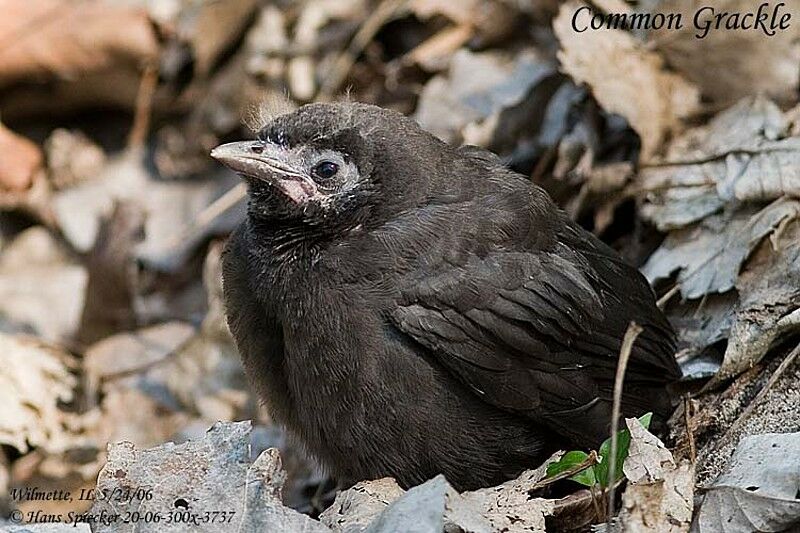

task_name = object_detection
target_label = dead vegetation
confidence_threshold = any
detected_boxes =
[0,0,798,531]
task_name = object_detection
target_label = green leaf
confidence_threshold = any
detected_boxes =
[595,412,653,488]
[546,450,597,487]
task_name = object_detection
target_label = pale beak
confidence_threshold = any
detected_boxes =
[210,141,319,204]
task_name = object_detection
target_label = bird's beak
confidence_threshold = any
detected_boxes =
[210,141,319,204]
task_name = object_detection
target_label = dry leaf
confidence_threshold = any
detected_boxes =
[364,475,493,533]
[182,0,258,77]
[44,129,106,189]
[0,334,76,453]
[0,122,42,192]
[0,0,157,87]
[84,322,195,385]
[77,202,146,345]
[718,218,800,381]
[623,418,676,484]
[320,478,405,532]
[642,199,800,300]
[639,97,799,230]
[90,421,331,533]
[650,0,800,106]
[52,150,240,267]
[618,418,693,533]
[695,433,800,532]
[460,458,557,533]
[0,227,87,341]
[96,387,191,450]
[553,1,700,161]
[414,49,557,146]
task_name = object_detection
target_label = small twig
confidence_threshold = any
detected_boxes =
[683,395,696,464]
[128,62,159,149]
[529,450,599,492]
[656,284,680,309]
[606,321,643,528]
[316,0,408,101]
[161,182,247,250]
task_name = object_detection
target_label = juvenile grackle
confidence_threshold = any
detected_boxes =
[211,102,681,491]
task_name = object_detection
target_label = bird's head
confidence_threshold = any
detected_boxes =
[211,102,461,233]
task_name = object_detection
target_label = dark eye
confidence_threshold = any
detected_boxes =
[312,161,339,181]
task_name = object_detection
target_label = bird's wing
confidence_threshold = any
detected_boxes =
[390,235,679,444]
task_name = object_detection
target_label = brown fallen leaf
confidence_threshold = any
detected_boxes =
[77,202,146,346]
[0,121,42,192]
[650,0,800,106]
[639,97,800,231]
[90,421,330,533]
[553,1,701,162]
[717,218,800,382]
[0,0,158,87]
[179,0,259,77]
[642,198,800,299]
[618,418,694,533]
[409,0,518,48]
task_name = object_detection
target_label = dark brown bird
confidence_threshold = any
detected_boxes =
[211,102,680,491]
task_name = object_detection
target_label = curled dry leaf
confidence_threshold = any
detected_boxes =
[0,0,158,87]
[642,198,800,300]
[0,122,42,192]
[179,0,258,77]
[90,421,330,533]
[718,218,800,382]
[0,334,76,454]
[553,1,700,162]
[638,97,799,231]
[695,433,800,533]
[623,418,676,484]
[0,227,87,342]
[323,455,560,533]
[364,476,492,533]
[52,151,240,268]
[618,418,694,533]
[77,201,146,346]
[649,0,800,106]
[414,49,558,147]
[320,478,405,532]
[408,0,518,49]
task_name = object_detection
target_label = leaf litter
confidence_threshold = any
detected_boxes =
[1,0,800,531]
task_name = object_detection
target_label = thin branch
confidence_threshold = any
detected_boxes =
[128,62,159,149]
[606,321,643,528]
[316,0,408,101]
[656,284,680,309]
[683,395,696,464]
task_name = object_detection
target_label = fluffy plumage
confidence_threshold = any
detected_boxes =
[213,102,681,491]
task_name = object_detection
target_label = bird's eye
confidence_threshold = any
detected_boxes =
[312,161,339,181]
